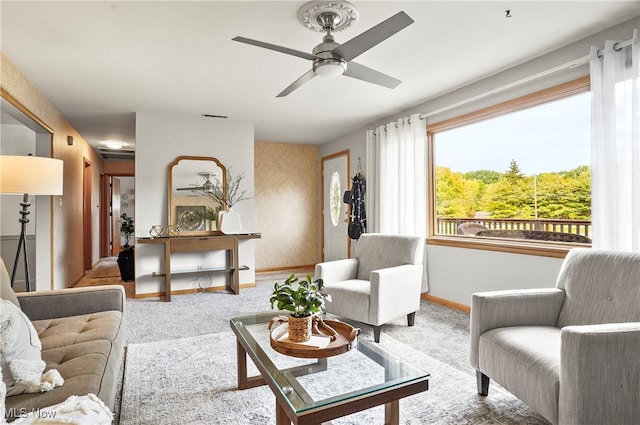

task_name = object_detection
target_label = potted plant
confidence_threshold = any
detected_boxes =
[120,213,134,248]
[200,206,219,231]
[269,274,331,342]
[117,213,135,281]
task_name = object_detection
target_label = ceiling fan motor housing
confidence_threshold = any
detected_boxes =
[312,34,347,77]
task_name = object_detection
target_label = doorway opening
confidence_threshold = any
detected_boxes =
[100,174,134,257]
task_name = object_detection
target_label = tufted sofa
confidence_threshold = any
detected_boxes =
[1,261,125,422]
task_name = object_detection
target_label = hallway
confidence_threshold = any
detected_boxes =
[74,256,135,298]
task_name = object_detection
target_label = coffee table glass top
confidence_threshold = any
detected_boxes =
[230,311,429,414]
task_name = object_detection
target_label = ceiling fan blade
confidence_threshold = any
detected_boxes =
[332,11,414,62]
[232,36,315,61]
[277,69,317,97]
[343,61,401,89]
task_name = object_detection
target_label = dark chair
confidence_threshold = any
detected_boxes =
[475,229,591,243]
[456,222,489,236]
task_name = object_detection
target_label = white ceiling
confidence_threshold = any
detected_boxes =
[2,1,639,152]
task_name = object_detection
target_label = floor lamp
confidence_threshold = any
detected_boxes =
[0,155,63,291]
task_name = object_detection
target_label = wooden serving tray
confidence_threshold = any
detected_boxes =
[269,319,360,359]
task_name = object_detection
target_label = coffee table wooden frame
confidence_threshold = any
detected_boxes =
[231,313,429,425]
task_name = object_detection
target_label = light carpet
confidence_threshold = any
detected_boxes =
[119,330,548,425]
[92,257,121,278]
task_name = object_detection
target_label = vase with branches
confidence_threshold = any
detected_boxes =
[194,168,251,233]
[195,168,252,209]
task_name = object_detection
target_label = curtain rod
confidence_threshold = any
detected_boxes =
[369,33,636,134]
[422,34,635,120]
[595,35,636,58]
[372,114,425,134]
[421,56,588,119]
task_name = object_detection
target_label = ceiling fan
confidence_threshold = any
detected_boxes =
[176,172,216,193]
[232,0,414,97]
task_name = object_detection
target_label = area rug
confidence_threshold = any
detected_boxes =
[119,331,549,425]
[92,257,121,278]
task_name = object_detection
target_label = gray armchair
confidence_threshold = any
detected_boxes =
[315,233,424,342]
[470,248,640,425]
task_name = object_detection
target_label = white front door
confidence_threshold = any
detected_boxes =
[322,153,349,261]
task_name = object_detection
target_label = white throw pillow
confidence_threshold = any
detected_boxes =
[0,299,63,396]
[1,367,6,425]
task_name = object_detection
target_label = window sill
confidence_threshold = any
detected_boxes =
[427,235,590,258]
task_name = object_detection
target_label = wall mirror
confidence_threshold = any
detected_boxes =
[168,156,226,235]
[1,90,55,291]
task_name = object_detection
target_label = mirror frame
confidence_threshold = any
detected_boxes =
[1,88,56,290]
[167,155,226,236]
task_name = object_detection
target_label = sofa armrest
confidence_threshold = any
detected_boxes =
[470,288,565,368]
[17,285,126,321]
[315,258,359,285]
[369,264,423,325]
[559,322,640,425]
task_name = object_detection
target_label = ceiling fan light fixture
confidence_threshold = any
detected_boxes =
[313,58,347,77]
[102,140,125,150]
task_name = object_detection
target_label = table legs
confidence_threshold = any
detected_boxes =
[237,340,265,390]
[237,337,402,425]
[384,400,399,425]
[275,397,399,425]
[276,401,291,425]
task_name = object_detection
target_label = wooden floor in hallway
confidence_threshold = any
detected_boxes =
[74,256,136,298]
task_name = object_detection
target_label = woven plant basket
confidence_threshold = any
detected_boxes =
[287,315,312,342]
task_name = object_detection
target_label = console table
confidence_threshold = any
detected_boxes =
[137,233,261,301]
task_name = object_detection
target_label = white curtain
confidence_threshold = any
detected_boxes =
[590,29,640,251]
[366,113,428,290]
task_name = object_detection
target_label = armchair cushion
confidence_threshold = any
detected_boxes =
[479,326,561,424]
[556,249,640,327]
[322,279,370,324]
[355,233,423,280]
[470,288,565,369]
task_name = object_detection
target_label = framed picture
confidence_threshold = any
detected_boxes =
[176,205,206,232]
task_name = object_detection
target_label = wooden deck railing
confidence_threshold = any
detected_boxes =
[437,217,592,238]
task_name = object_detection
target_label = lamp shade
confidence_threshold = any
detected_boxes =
[0,155,63,195]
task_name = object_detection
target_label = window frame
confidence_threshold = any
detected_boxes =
[426,76,591,258]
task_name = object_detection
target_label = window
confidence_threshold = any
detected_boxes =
[428,77,591,256]
[329,171,341,226]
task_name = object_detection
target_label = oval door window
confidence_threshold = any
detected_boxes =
[330,171,341,226]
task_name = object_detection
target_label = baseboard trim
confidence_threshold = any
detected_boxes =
[256,265,315,273]
[421,293,470,314]
[134,282,256,299]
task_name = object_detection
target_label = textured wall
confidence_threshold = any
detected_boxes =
[254,141,320,271]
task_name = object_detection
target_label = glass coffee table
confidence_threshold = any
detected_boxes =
[230,312,429,425]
